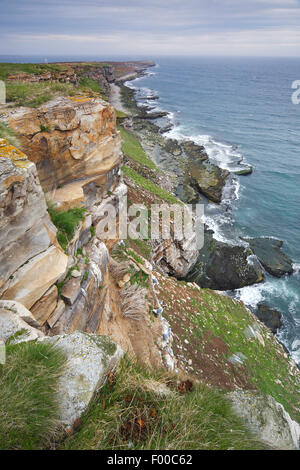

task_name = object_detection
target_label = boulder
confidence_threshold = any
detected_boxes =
[256,303,283,334]
[185,230,263,290]
[189,160,229,203]
[39,331,123,429]
[0,308,44,344]
[229,391,300,450]
[243,237,293,278]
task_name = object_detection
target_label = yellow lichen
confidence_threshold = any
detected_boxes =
[0,139,30,169]
[67,93,94,103]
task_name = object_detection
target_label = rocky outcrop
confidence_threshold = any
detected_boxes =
[229,391,300,450]
[0,139,68,310]
[185,230,263,290]
[256,303,283,334]
[151,236,198,278]
[4,96,122,200]
[243,237,294,278]
[39,331,123,431]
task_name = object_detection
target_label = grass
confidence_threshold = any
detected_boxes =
[115,109,128,119]
[5,81,78,108]
[0,63,64,81]
[79,77,107,100]
[122,165,181,204]
[0,341,66,450]
[120,128,158,170]
[48,205,86,251]
[0,60,108,107]
[159,280,300,423]
[0,122,19,147]
[187,290,300,421]
[60,356,267,450]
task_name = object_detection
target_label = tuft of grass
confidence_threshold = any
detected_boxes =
[120,128,158,170]
[48,205,86,251]
[0,341,66,450]
[60,356,267,450]
[122,165,181,204]
[0,122,19,147]
[120,284,147,320]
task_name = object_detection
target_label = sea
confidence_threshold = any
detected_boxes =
[1,55,300,364]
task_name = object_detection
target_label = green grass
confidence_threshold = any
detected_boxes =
[0,63,64,81]
[48,206,86,251]
[122,165,181,204]
[120,128,158,170]
[182,289,300,421]
[79,77,107,100]
[115,109,128,119]
[0,341,66,450]
[0,122,19,146]
[60,356,266,450]
[5,81,78,108]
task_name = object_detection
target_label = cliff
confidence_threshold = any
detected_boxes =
[0,62,299,451]
[3,96,121,207]
[0,138,68,310]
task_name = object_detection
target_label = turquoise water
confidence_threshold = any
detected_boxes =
[128,57,300,363]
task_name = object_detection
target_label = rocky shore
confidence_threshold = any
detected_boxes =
[115,67,295,336]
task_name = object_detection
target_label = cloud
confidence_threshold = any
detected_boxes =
[1,0,300,56]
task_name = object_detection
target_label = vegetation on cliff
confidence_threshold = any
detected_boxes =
[60,356,266,450]
[48,205,86,251]
[0,63,108,107]
[0,341,66,450]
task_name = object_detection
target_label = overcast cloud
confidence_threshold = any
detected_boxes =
[0,0,300,57]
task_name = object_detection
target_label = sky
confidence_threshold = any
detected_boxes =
[0,0,300,58]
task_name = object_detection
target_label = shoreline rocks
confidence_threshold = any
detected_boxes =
[243,237,293,278]
[256,303,283,334]
[185,230,263,290]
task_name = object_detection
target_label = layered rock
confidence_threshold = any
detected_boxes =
[0,139,68,311]
[4,96,122,203]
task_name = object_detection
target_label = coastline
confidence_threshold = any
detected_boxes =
[113,63,298,366]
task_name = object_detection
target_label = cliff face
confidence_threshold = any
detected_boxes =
[0,138,68,309]
[5,96,121,200]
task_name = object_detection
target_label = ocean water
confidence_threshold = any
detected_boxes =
[126,57,300,364]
